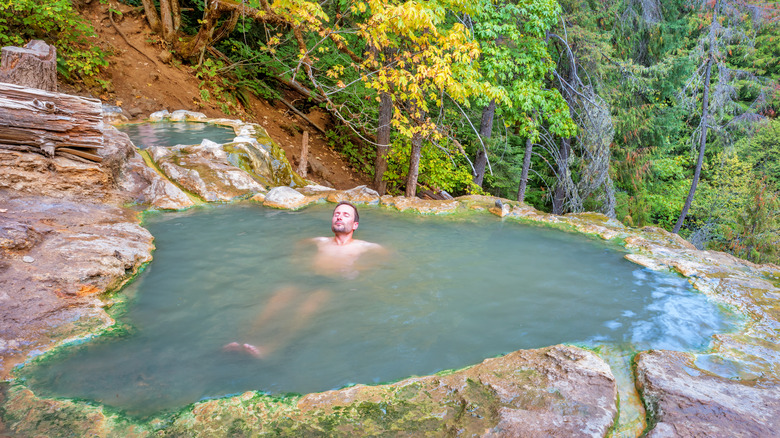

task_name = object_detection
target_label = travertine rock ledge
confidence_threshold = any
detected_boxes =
[2,345,617,437]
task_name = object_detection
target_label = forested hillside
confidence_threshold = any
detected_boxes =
[2,0,778,263]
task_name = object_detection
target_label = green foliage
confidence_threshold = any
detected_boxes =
[194,58,237,114]
[724,11,780,81]
[384,139,479,195]
[696,155,780,265]
[472,0,575,138]
[651,156,688,182]
[640,155,691,229]
[0,0,108,79]
[719,179,779,264]
[326,126,375,177]
[737,119,780,188]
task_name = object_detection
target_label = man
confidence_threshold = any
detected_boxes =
[224,201,383,358]
[311,201,384,277]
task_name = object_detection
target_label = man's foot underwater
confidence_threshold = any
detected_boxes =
[222,342,264,358]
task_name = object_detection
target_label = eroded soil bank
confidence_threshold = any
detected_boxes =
[2,113,779,437]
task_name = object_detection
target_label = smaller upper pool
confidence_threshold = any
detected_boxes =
[117,121,237,149]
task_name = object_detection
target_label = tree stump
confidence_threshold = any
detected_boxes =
[0,40,57,92]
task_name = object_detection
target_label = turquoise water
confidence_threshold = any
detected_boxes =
[21,204,735,416]
[117,121,236,149]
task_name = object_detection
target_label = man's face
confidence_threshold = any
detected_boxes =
[331,204,359,235]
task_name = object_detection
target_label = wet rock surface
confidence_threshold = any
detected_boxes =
[327,185,380,205]
[119,150,196,210]
[168,345,617,437]
[263,185,317,209]
[147,140,266,202]
[635,350,780,437]
[0,192,153,379]
[2,345,617,437]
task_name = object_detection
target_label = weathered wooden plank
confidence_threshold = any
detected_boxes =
[0,127,103,149]
[0,82,104,162]
[58,147,103,163]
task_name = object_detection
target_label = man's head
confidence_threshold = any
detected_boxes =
[331,201,359,235]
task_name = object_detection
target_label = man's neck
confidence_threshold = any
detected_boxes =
[332,233,354,246]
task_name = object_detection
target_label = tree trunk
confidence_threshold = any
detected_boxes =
[517,137,533,202]
[673,57,712,234]
[171,0,182,32]
[0,40,57,92]
[297,131,309,177]
[0,82,104,162]
[552,137,570,215]
[473,99,496,187]
[673,1,719,234]
[405,131,423,198]
[140,0,161,33]
[159,0,177,42]
[177,0,239,61]
[373,91,393,194]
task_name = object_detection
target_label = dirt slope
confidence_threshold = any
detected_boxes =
[67,1,369,190]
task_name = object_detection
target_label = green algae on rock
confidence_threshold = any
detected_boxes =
[3,346,617,437]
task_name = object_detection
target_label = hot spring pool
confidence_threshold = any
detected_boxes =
[117,121,237,149]
[20,204,736,416]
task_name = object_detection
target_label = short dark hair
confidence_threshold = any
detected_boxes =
[335,201,359,223]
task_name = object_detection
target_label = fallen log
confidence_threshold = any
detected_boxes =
[0,82,104,163]
[279,98,327,135]
[417,184,455,200]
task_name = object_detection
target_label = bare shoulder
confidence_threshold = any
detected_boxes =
[353,239,385,252]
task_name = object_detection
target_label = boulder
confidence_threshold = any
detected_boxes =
[118,150,195,210]
[263,186,316,210]
[0,194,154,379]
[169,110,208,122]
[381,195,459,214]
[227,123,307,188]
[147,140,266,202]
[326,185,380,205]
[635,349,780,437]
[148,109,170,121]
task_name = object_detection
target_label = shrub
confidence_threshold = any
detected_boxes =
[0,0,108,79]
